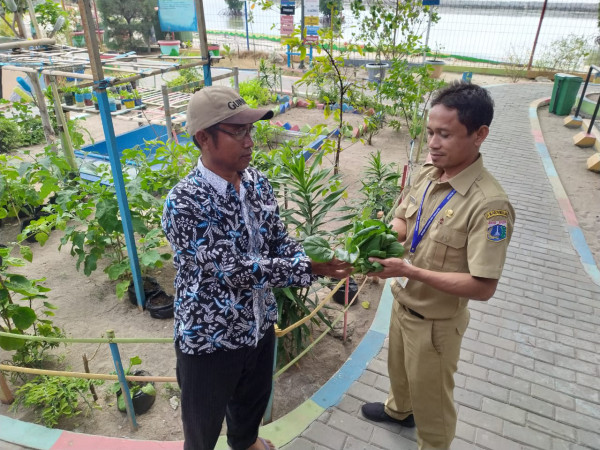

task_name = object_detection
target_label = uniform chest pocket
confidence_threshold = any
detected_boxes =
[429,226,468,271]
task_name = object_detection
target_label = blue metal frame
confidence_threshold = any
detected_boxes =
[96,87,146,309]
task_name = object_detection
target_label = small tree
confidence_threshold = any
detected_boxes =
[97,0,156,51]
[225,0,244,16]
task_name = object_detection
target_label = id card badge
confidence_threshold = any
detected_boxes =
[395,258,412,289]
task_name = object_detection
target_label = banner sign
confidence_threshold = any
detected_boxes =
[280,14,294,35]
[304,35,318,44]
[305,0,319,16]
[281,5,295,15]
[158,0,197,32]
[422,0,440,5]
[305,16,319,26]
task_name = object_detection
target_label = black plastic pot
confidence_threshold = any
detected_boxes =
[116,369,156,415]
[128,276,161,306]
[146,290,174,319]
[20,210,51,244]
[331,277,359,306]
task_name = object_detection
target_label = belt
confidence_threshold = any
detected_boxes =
[403,305,425,320]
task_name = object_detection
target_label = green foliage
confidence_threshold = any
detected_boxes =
[225,0,244,15]
[380,59,444,139]
[0,243,65,371]
[165,66,203,93]
[34,0,69,36]
[11,375,100,428]
[288,22,363,174]
[0,116,22,152]
[534,34,592,72]
[238,78,276,107]
[303,219,404,274]
[320,0,342,17]
[258,59,281,91]
[358,150,402,218]
[350,0,436,63]
[0,99,46,150]
[96,0,156,51]
[253,140,351,365]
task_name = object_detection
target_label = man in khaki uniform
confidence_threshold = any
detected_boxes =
[361,82,515,449]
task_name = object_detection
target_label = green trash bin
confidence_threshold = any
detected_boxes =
[549,73,583,116]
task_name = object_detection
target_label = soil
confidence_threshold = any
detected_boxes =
[1,59,599,441]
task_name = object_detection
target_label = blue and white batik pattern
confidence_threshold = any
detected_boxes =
[162,160,314,355]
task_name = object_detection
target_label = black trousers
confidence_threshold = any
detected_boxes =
[175,326,275,450]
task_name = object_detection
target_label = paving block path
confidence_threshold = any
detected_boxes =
[281,83,600,450]
[2,83,599,449]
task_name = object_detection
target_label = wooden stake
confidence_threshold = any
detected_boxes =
[82,354,98,401]
[0,371,14,405]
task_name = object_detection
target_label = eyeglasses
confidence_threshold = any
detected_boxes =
[214,125,255,142]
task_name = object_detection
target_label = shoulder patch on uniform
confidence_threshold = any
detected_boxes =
[409,195,417,204]
[485,210,508,219]
[486,215,507,242]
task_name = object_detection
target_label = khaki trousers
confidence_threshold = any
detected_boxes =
[385,300,470,450]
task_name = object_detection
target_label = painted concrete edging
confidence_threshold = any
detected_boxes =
[529,98,600,286]
[0,280,395,450]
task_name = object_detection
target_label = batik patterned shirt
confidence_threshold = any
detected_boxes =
[162,159,314,355]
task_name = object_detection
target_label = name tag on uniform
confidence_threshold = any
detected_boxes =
[395,258,412,288]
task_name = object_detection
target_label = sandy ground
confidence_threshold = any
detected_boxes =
[1,62,599,440]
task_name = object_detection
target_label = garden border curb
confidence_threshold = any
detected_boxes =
[529,97,600,286]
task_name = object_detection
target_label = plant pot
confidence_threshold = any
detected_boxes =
[146,290,174,319]
[128,276,161,306]
[134,98,142,107]
[116,369,156,415]
[64,92,75,106]
[83,92,93,106]
[123,99,135,109]
[426,60,445,79]
[208,44,220,56]
[158,40,180,56]
[20,211,51,244]
[74,93,84,106]
[330,277,359,306]
[365,62,389,83]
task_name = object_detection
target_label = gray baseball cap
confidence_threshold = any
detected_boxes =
[186,85,273,136]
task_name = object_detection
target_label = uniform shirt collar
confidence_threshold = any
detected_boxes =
[427,154,484,196]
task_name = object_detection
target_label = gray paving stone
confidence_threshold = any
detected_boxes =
[526,412,577,441]
[459,407,503,434]
[302,421,347,450]
[465,378,509,402]
[555,407,600,433]
[347,382,388,403]
[482,397,527,425]
[508,391,554,419]
[370,427,417,450]
[474,429,523,450]
[281,437,328,450]
[487,370,530,394]
[531,383,575,409]
[503,422,552,449]
[327,410,375,441]
[343,436,382,450]
[577,429,600,449]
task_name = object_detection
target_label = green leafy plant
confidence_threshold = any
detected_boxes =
[109,355,156,412]
[11,375,101,428]
[238,78,276,107]
[304,219,404,274]
[288,13,363,175]
[357,150,402,218]
[0,243,65,371]
[534,34,592,72]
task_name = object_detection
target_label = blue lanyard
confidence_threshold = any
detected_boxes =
[410,181,456,255]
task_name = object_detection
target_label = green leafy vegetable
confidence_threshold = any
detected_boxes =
[302,219,405,274]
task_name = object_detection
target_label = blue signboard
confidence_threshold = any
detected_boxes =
[422,0,440,5]
[158,0,197,32]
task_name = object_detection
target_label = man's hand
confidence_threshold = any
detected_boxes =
[311,258,353,279]
[366,257,413,279]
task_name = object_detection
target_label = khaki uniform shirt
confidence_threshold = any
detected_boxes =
[390,156,515,319]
